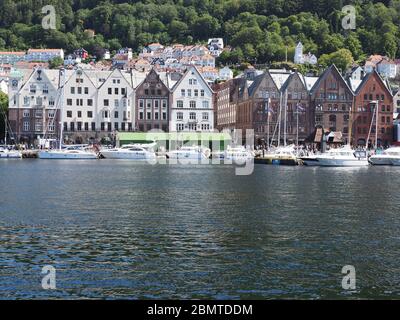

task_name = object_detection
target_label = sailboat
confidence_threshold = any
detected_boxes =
[38,69,98,160]
[0,107,22,159]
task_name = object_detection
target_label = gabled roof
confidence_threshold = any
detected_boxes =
[353,69,393,97]
[310,64,354,96]
[171,65,213,94]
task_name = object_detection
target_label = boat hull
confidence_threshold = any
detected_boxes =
[316,158,369,167]
[100,150,156,160]
[0,151,22,159]
[38,151,97,159]
[369,157,393,166]
[390,158,400,166]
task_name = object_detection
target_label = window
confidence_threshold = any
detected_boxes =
[30,85,36,94]
[67,111,72,118]
[84,87,89,94]
[177,100,183,108]
[104,99,109,106]
[42,85,48,94]
[202,101,209,108]
[76,99,83,106]
[147,112,151,120]
[84,122,89,131]
[194,89,198,97]
[187,89,192,97]
[139,112,144,120]
[108,88,112,95]
[162,100,167,109]
[189,112,196,120]
[139,99,144,109]
[49,97,55,106]
[114,122,119,131]
[67,99,72,106]
[77,111,82,118]
[121,88,126,96]
[115,88,119,95]
[176,123,184,131]
[23,121,30,131]
[114,99,119,107]
[114,111,119,119]
[48,110,55,118]
[146,100,152,109]
[202,112,209,120]
[91,122,96,131]
[101,122,105,131]
[24,96,30,105]
[78,87,82,94]
[155,112,159,120]
[177,112,183,120]
[190,101,196,108]
[201,90,205,97]
[87,111,93,118]
[162,112,167,120]
[23,110,30,118]
[88,99,93,106]
[70,87,75,94]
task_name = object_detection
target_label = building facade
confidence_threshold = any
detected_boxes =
[310,65,354,143]
[135,69,170,132]
[170,66,214,132]
[352,70,393,147]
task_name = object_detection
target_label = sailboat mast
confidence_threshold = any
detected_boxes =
[284,89,287,146]
[59,69,66,150]
[375,100,379,149]
[4,112,6,147]
[278,92,282,147]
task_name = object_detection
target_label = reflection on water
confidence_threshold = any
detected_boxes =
[1,161,400,299]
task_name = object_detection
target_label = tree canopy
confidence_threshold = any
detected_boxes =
[0,1,399,67]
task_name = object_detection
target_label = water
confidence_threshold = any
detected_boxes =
[1,160,400,299]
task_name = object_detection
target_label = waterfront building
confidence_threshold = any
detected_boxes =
[364,55,397,79]
[8,68,61,144]
[310,65,354,143]
[135,69,170,132]
[170,66,214,132]
[352,70,393,147]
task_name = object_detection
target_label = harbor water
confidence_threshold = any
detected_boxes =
[1,160,400,299]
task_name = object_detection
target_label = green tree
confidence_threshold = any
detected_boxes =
[319,49,354,72]
[0,91,8,143]
[49,56,64,69]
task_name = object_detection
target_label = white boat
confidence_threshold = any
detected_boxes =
[100,144,156,160]
[225,146,254,162]
[0,147,22,159]
[167,146,211,160]
[300,155,320,166]
[369,147,400,166]
[38,146,98,160]
[313,145,369,167]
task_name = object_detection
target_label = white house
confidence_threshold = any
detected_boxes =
[7,67,60,143]
[219,66,233,81]
[95,68,135,133]
[170,66,214,132]
[294,42,317,65]
[207,38,224,57]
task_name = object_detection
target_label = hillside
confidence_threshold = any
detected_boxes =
[0,0,399,67]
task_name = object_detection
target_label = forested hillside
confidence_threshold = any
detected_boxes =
[0,0,399,66]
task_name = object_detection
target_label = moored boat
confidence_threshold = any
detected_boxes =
[369,147,400,166]
[313,145,368,167]
[100,144,156,160]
